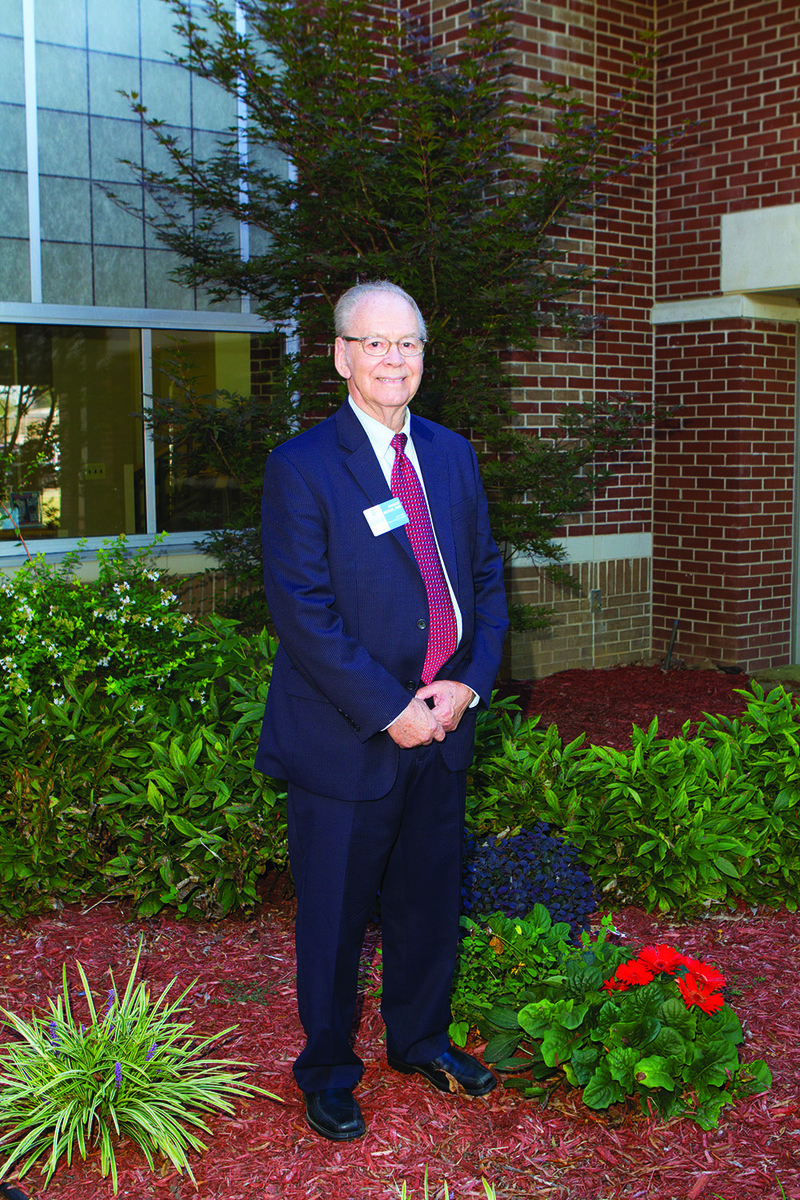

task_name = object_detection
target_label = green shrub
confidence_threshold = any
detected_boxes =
[0,543,287,920]
[469,684,800,913]
[0,536,207,703]
[468,697,550,834]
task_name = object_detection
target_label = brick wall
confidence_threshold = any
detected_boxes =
[656,0,800,303]
[418,1,800,676]
[504,2,661,673]
[651,0,800,669]
[652,318,796,670]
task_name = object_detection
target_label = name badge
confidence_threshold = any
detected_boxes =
[363,498,409,536]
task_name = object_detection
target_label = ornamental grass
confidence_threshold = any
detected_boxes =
[0,942,278,1193]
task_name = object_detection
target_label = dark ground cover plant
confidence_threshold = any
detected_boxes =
[461,823,596,933]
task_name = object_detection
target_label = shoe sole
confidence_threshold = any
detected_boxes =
[387,1055,496,1096]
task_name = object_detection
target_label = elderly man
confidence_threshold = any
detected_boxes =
[256,281,508,1140]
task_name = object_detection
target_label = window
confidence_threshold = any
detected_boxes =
[0,322,280,545]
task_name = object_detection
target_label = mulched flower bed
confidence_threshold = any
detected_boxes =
[502,662,751,749]
[2,666,798,1200]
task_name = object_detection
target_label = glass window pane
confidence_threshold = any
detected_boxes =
[150,329,280,533]
[0,3,22,38]
[36,43,89,113]
[37,110,90,178]
[41,243,94,306]
[0,325,145,542]
[36,0,87,47]
[39,176,92,242]
[0,35,24,105]
[0,171,29,238]
[0,239,31,302]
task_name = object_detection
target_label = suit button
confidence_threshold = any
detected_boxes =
[406,680,416,691]
[416,618,427,630]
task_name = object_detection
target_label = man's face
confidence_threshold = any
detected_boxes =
[334,293,424,430]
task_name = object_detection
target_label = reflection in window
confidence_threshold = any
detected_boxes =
[0,325,145,541]
[0,324,281,545]
[150,329,281,533]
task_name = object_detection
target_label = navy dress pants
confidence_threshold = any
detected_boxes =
[287,741,466,1093]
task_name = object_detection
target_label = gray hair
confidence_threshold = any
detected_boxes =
[333,280,427,339]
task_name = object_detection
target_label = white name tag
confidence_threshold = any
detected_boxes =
[363,498,409,536]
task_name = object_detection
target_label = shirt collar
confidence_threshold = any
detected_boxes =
[348,397,411,460]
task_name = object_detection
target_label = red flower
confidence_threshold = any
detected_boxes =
[637,944,687,975]
[676,972,725,1015]
[615,959,655,987]
[602,975,631,995]
[681,956,726,991]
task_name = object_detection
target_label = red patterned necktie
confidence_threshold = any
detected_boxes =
[390,432,457,684]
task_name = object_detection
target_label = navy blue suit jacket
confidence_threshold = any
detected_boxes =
[255,401,509,800]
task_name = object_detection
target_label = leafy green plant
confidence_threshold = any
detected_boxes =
[455,914,770,1129]
[0,944,279,1193]
[0,609,287,920]
[468,683,800,913]
[449,904,576,1047]
[0,535,206,704]
[467,697,551,833]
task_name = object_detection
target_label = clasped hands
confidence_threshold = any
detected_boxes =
[387,680,474,749]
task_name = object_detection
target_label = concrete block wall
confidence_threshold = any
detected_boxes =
[504,556,651,678]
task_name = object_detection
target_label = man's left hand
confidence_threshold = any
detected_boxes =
[415,680,475,734]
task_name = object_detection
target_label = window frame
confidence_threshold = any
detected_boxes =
[0,300,275,565]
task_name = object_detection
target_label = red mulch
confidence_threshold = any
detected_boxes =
[2,666,799,1200]
[501,663,751,749]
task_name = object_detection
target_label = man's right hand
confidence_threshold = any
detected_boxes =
[387,697,446,748]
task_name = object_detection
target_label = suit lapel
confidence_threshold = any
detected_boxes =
[336,404,459,586]
[336,403,417,565]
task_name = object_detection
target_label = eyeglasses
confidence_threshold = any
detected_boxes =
[342,336,426,358]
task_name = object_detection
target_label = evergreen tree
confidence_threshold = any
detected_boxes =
[122,0,683,622]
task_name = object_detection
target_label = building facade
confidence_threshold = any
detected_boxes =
[460,0,800,678]
[0,0,282,577]
[3,0,799,678]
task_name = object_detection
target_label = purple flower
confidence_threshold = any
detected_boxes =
[114,1062,122,1090]
[105,989,116,1015]
[49,1021,60,1058]
[146,1043,158,1061]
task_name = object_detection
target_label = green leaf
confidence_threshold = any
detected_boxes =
[734,1058,772,1097]
[582,1062,625,1110]
[633,1055,676,1091]
[483,1032,522,1063]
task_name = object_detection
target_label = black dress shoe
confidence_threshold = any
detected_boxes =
[387,1046,496,1096]
[305,1087,366,1141]
[0,1184,30,1200]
